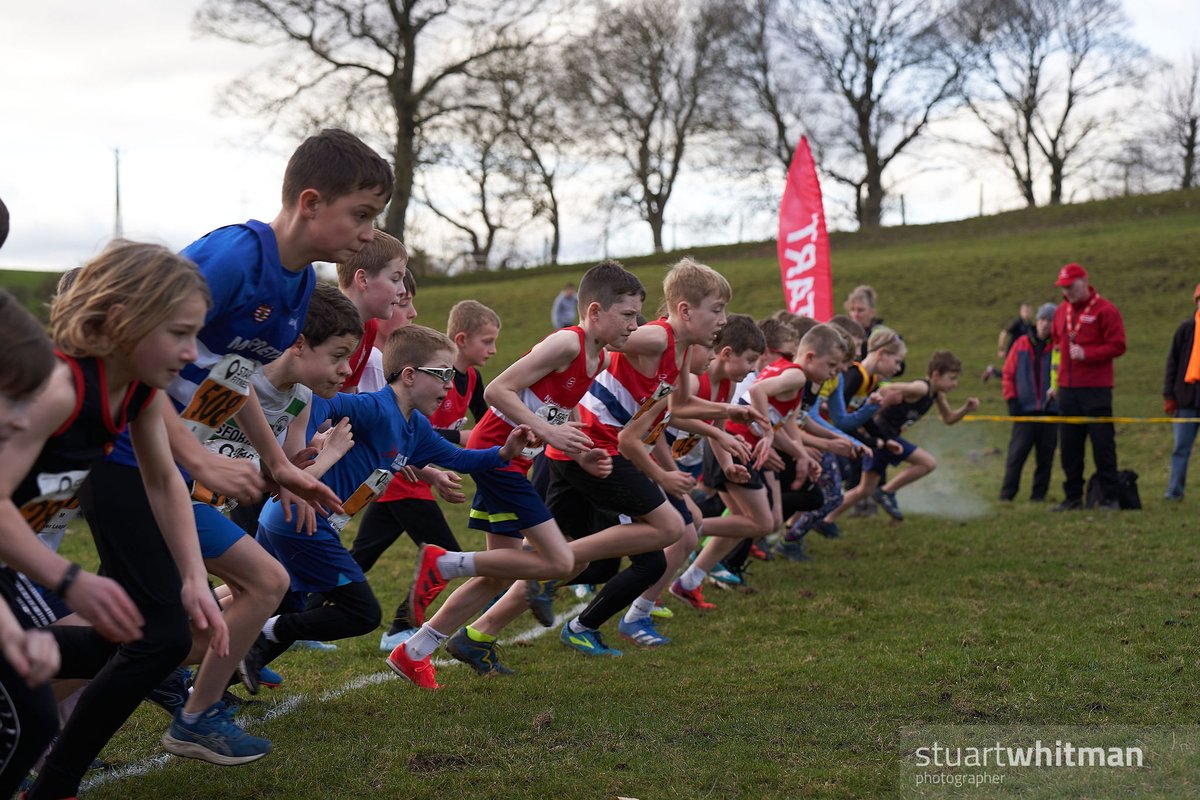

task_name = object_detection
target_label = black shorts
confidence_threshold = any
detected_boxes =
[545,455,665,539]
[701,444,764,492]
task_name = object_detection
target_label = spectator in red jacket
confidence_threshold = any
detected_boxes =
[1164,282,1200,501]
[1000,303,1058,502]
[1049,263,1126,511]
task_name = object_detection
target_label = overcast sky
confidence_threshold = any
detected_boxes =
[0,0,1197,272]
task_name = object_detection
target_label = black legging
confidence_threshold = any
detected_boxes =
[30,462,192,800]
[575,549,667,630]
[351,498,461,635]
[0,646,58,798]
[257,580,381,667]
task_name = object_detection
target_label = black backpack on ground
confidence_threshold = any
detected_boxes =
[1085,470,1141,510]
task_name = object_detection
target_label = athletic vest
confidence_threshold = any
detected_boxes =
[843,363,880,410]
[469,326,606,473]
[874,379,934,439]
[549,319,681,458]
[14,354,155,552]
[727,358,805,446]
[382,367,478,500]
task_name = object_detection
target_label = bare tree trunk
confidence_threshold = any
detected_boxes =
[1185,118,1197,189]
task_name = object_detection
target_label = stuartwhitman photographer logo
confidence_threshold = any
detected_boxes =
[898,725,1197,796]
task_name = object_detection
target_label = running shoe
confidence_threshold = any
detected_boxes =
[525,579,558,627]
[617,617,671,648]
[445,629,514,676]
[669,579,717,611]
[785,514,816,541]
[749,543,772,561]
[257,665,283,689]
[407,544,449,628]
[379,627,417,652]
[559,624,622,657]
[874,488,904,521]
[571,584,595,599]
[708,562,743,586]
[161,701,271,766]
[386,642,441,690]
[146,666,192,717]
[289,640,338,652]
[772,538,810,562]
[650,600,674,620]
[236,643,265,695]
[813,519,841,539]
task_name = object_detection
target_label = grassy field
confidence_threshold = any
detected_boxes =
[46,188,1200,798]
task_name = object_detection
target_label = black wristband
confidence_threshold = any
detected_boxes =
[56,562,82,598]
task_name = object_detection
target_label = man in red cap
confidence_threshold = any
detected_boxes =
[1163,282,1200,500]
[1050,263,1126,510]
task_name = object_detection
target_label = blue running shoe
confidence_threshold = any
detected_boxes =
[379,628,417,652]
[813,519,841,539]
[559,624,622,657]
[290,639,338,652]
[161,701,271,765]
[708,562,743,586]
[526,579,558,627]
[257,665,283,689]
[874,488,904,521]
[445,629,514,676]
[773,538,810,562]
[617,617,671,648]
[147,666,191,717]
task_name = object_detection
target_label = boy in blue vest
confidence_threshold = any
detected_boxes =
[1000,303,1059,501]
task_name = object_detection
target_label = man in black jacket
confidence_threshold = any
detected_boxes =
[1164,282,1200,500]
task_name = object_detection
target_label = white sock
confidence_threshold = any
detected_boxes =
[404,623,448,661]
[567,617,591,634]
[180,708,203,725]
[435,551,477,580]
[679,563,706,591]
[262,615,280,642]
[622,597,656,625]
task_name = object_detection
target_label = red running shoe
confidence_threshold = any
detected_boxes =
[407,544,448,628]
[669,578,717,611]
[386,642,441,690]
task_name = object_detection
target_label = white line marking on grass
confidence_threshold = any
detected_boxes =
[82,601,587,791]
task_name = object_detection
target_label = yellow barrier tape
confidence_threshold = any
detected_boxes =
[963,415,1188,424]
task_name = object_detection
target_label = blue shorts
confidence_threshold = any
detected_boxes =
[870,436,917,474]
[195,502,250,559]
[256,526,366,595]
[468,468,554,538]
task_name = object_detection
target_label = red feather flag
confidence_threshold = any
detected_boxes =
[777,136,833,320]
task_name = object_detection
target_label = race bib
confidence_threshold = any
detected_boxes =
[630,381,673,423]
[19,469,89,548]
[179,353,256,442]
[328,468,393,532]
[522,402,570,459]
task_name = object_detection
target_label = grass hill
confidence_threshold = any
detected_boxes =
[32,187,1200,797]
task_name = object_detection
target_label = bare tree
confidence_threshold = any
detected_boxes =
[562,0,743,253]
[960,0,1148,207]
[195,0,545,253]
[1161,50,1200,190]
[488,50,574,265]
[773,0,969,228]
[416,110,536,271]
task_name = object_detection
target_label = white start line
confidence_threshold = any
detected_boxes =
[82,601,588,791]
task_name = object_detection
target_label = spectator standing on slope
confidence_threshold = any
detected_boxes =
[551,282,577,329]
[1049,263,1126,511]
[1164,282,1200,501]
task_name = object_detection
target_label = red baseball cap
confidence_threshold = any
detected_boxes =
[1055,263,1088,287]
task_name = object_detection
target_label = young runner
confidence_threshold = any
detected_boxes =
[388,260,646,686]
[353,300,500,651]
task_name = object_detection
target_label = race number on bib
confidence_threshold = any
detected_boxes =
[328,468,394,532]
[19,469,90,550]
[179,353,256,442]
[522,402,571,459]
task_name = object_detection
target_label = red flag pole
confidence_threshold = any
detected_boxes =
[777,137,833,320]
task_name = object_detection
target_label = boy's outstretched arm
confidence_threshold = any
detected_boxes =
[484,329,594,455]
[936,392,980,424]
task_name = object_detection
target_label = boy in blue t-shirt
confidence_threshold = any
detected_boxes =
[69,128,394,779]
[244,325,531,672]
